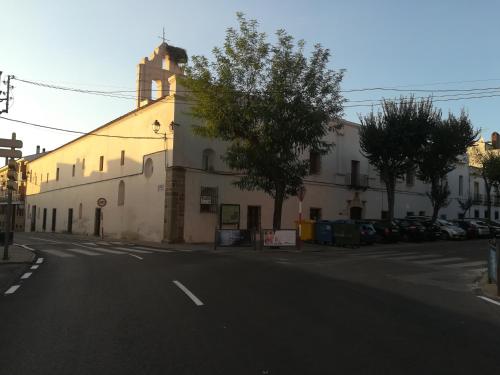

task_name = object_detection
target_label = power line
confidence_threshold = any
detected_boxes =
[0,117,166,140]
[344,92,500,108]
[11,76,500,108]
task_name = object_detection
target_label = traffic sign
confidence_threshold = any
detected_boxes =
[97,198,107,207]
[0,138,23,149]
[0,149,21,158]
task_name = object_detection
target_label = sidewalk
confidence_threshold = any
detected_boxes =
[0,246,36,293]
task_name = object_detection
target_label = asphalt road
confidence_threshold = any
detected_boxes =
[1,233,500,374]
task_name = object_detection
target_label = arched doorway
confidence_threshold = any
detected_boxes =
[350,206,362,220]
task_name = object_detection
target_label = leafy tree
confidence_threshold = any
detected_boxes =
[457,196,473,218]
[182,14,344,229]
[416,111,478,221]
[359,96,439,220]
[473,150,500,220]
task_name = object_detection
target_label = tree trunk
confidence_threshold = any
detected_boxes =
[385,178,396,221]
[485,181,492,221]
[273,188,284,230]
[431,178,440,222]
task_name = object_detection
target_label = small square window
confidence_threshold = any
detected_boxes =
[121,150,125,166]
[72,165,75,177]
[56,168,59,181]
[99,156,104,171]
[310,208,322,221]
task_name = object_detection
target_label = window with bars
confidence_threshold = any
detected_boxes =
[200,186,218,213]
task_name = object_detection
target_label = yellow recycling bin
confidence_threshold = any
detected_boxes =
[295,220,315,241]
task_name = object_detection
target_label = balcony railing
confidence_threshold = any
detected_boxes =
[345,173,369,189]
[472,194,484,205]
[0,191,24,203]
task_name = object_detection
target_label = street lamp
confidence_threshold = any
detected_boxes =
[152,120,161,134]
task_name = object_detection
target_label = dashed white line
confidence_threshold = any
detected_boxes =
[478,296,500,307]
[36,258,44,264]
[20,272,32,279]
[128,253,143,260]
[173,280,204,306]
[413,257,465,265]
[4,285,20,295]
[30,265,39,270]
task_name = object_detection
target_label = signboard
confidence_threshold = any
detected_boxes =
[97,197,107,207]
[0,139,23,148]
[220,204,240,225]
[263,229,297,247]
[215,229,253,248]
[0,149,22,158]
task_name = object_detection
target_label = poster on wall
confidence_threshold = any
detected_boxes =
[263,229,296,247]
[220,204,240,225]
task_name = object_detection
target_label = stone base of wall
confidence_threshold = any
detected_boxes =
[163,166,186,243]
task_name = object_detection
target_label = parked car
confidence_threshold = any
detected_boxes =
[478,220,500,237]
[394,219,426,242]
[370,220,401,243]
[356,221,377,245]
[435,219,466,240]
[405,216,441,241]
[453,219,490,238]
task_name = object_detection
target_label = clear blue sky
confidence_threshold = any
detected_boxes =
[1,0,499,156]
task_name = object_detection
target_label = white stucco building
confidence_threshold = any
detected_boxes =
[23,42,498,243]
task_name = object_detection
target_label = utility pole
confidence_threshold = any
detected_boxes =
[0,133,23,260]
[0,74,14,115]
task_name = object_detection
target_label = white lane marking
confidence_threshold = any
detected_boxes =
[36,258,44,264]
[478,296,500,307]
[173,280,204,306]
[96,241,111,246]
[42,249,75,258]
[444,261,488,269]
[133,246,173,253]
[352,251,410,258]
[71,243,125,255]
[65,248,102,256]
[413,257,465,265]
[28,237,61,243]
[128,253,143,260]
[30,265,39,270]
[20,272,32,279]
[14,243,36,251]
[113,247,152,254]
[81,242,97,246]
[384,254,441,261]
[110,241,123,245]
[4,285,20,295]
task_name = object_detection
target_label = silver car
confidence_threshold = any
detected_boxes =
[436,219,466,240]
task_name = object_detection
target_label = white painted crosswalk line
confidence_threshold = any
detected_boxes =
[42,249,75,258]
[113,247,153,254]
[65,248,102,256]
[96,241,111,246]
[81,242,98,246]
[132,246,173,253]
[443,261,487,269]
[382,254,440,261]
[353,251,415,259]
[71,243,126,255]
[413,257,465,265]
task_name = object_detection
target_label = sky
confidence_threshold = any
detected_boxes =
[1,0,499,157]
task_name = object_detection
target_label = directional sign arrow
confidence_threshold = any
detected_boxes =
[0,138,23,148]
[0,149,22,158]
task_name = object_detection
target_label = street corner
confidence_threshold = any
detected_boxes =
[476,272,500,304]
[0,244,39,295]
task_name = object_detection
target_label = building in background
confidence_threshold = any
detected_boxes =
[23,42,498,243]
[0,147,47,231]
